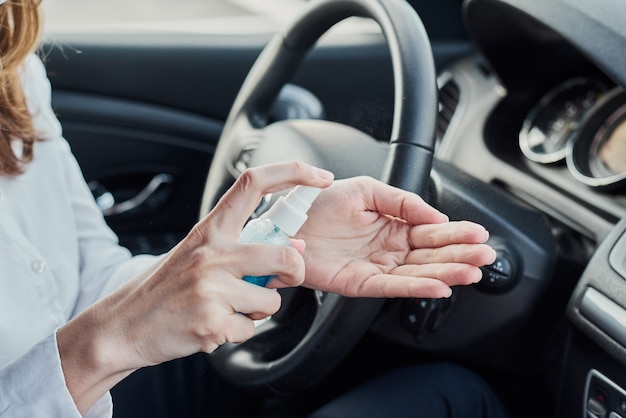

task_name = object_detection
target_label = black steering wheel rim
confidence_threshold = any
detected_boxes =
[202,0,437,396]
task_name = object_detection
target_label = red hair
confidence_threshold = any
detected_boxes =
[0,0,42,176]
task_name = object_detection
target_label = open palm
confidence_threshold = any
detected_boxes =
[296,177,496,299]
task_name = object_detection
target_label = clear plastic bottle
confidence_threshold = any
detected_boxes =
[240,185,321,287]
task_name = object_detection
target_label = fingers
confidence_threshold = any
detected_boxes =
[347,220,495,299]
[289,238,306,255]
[182,270,282,351]
[144,239,301,354]
[345,261,485,299]
[347,273,453,299]
[175,237,306,298]
[226,274,283,313]
[208,161,334,235]
[409,220,490,249]
[199,279,281,344]
[391,262,483,287]
[406,243,497,267]
[200,274,286,348]
[352,177,448,225]
[236,242,306,287]
[395,221,495,297]
[214,312,257,348]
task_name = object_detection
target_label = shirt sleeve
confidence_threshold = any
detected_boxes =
[0,332,112,418]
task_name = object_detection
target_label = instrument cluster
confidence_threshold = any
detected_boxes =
[519,78,626,191]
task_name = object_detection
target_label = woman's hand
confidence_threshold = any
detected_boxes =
[57,161,334,413]
[295,176,496,299]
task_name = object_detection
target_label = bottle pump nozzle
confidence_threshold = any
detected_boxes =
[262,185,321,236]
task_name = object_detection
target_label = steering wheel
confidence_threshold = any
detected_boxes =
[201,0,437,396]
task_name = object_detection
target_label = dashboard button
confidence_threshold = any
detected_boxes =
[477,249,518,293]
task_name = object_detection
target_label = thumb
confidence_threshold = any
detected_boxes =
[289,238,306,255]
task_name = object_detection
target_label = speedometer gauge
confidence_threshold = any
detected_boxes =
[567,88,626,190]
[519,78,606,164]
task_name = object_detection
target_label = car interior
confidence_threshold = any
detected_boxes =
[39,0,626,417]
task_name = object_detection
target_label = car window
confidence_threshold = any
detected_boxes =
[41,0,378,35]
[41,0,307,34]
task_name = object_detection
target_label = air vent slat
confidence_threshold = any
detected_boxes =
[436,78,460,141]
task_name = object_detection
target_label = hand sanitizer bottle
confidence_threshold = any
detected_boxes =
[240,185,321,287]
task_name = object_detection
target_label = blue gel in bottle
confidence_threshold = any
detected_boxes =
[240,185,321,287]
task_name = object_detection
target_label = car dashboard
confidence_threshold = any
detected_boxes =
[386,0,626,417]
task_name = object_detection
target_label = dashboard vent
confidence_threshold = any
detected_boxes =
[436,77,460,141]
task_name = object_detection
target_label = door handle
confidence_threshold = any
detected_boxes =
[89,173,174,216]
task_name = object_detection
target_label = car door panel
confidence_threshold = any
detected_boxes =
[51,89,221,254]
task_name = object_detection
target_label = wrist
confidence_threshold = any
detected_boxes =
[57,302,135,414]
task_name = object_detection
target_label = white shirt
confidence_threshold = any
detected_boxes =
[0,54,157,417]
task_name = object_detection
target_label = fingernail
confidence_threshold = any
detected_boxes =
[488,247,497,264]
[473,268,483,283]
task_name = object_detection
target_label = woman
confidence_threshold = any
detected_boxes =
[0,1,506,417]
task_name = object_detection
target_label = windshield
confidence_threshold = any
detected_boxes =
[41,0,311,35]
[41,0,381,37]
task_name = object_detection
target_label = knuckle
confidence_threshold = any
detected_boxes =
[198,314,227,342]
[187,223,208,245]
[181,249,215,284]
[267,290,282,313]
[289,160,306,174]
[185,247,207,271]
[232,321,256,343]
[353,175,371,184]
[418,248,438,263]
[237,167,260,191]
[349,175,371,191]
[186,245,233,279]
[451,264,478,285]
[195,334,220,354]
[199,338,222,354]
[277,246,301,272]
